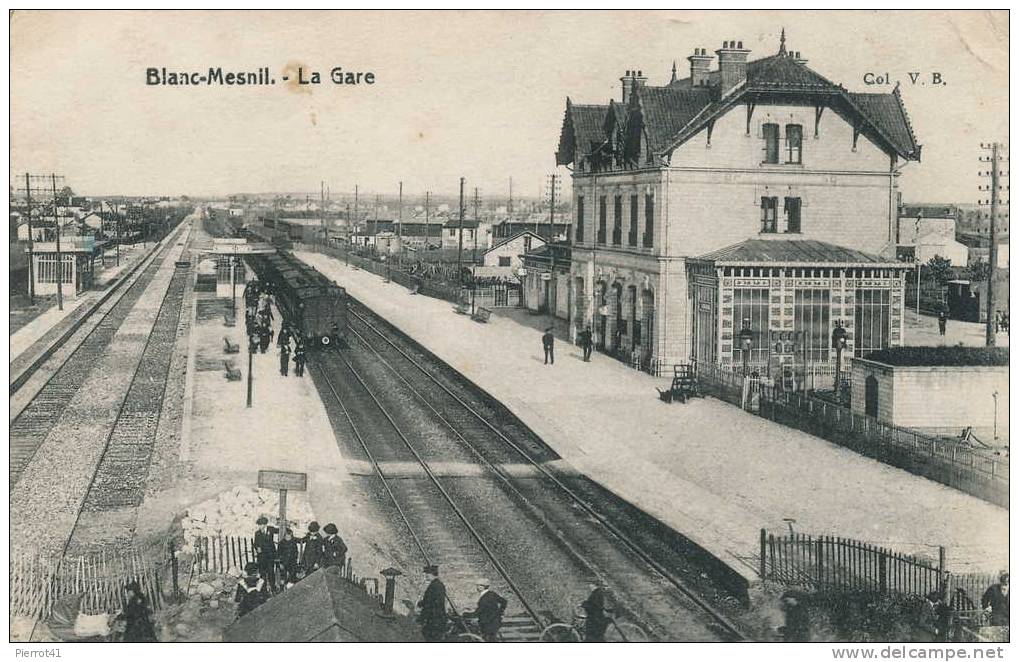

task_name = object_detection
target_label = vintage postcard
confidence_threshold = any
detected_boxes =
[7,8,1010,656]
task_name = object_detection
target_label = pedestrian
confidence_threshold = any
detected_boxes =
[116,580,158,642]
[779,590,811,642]
[245,310,255,335]
[234,562,266,619]
[254,516,278,590]
[924,588,955,641]
[299,521,324,578]
[579,326,593,362]
[276,528,300,588]
[258,323,271,354]
[279,342,291,377]
[277,324,292,350]
[981,572,1009,626]
[321,523,348,570]
[466,579,507,642]
[293,342,307,378]
[417,565,448,642]
[542,327,555,365]
[938,308,948,337]
[580,583,613,642]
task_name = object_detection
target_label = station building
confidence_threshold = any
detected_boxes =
[555,31,920,373]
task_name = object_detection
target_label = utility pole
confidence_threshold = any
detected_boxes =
[354,184,359,226]
[457,177,465,289]
[23,173,35,304]
[320,180,327,246]
[425,191,431,248]
[508,176,513,214]
[547,173,560,315]
[472,187,481,263]
[398,181,403,268]
[979,142,1009,346]
[373,194,379,254]
[51,174,64,311]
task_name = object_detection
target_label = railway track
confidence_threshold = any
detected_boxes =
[304,298,745,641]
[338,301,748,642]
[9,226,189,486]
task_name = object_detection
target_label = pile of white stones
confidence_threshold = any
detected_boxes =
[181,486,316,548]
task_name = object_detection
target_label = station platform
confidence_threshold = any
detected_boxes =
[296,250,1009,577]
[9,244,149,366]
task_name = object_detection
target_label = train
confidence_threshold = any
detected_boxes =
[245,250,347,348]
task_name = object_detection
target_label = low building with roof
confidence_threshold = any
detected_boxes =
[28,235,108,299]
[555,29,920,371]
[481,230,545,277]
[520,243,572,319]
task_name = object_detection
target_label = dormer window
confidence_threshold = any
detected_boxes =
[786,124,803,164]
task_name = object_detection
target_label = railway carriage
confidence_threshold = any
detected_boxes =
[246,251,347,348]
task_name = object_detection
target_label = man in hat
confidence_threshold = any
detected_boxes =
[279,340,291,377]
[542,327,555,365]
[234,562,266,619]
[982,572,1010,627]
[580,582,613,642]
[276,528,300,588]
[299,521,324,578]
[465,578,507,642]
[293,340,307,378]
[417,565,448,642]
[579,326,593,362]
[321,523,348,570]
[253,516,278,590]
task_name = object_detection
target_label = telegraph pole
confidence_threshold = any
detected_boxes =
[472,187,481,263]
[320,180,327,246]
[425,191,431,248]
[23,173,35,304]
[51,174,64,311]
[457,177,465,289]
[398,181,403,268]
[373,194,379,254]
[979,142,1009,346]
[508,176,514,214]
[547,173,560,314]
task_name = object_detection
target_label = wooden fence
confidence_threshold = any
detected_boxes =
[10,547,166,621]
[696,362,1009,507]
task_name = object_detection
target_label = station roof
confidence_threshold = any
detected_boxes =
[223,567,419,642]
[690,239,908,268]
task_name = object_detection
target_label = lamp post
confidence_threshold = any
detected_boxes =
[738,318,754,377]
[831,321,847,398]
[992,390,999,440]
[247,335,255,408]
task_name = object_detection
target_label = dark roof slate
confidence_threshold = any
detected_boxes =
[690,238,904,266]
[556,101,609,166]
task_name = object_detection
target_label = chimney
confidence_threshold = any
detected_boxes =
[715,39,751,92]
[620,68,648,104]
[687,47,714,87]
[793,51,808,66]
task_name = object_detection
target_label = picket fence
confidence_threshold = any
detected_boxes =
[9,547,166,621]
[759,529,1001,607]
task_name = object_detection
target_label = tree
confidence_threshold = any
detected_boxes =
[966,260,991,283]
[925,255,953,286]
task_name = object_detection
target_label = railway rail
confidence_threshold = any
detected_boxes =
[9,225,190,486]
[305,296,746,641]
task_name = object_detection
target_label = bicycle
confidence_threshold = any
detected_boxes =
[540,605,649,642]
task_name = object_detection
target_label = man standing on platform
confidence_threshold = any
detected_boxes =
[293,341,307,377]
[417,565,448,642]
[467,579,507,642]
[542,327,555,365]
[279,341,291,377]
[253,516,278,591]
[579,326,593,362]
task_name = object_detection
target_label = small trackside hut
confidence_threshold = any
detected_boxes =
[246,251,348,348]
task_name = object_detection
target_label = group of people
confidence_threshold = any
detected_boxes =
[417,565,614,643]
[244,281,308,378]
[921,572,1009,642]
[994,310,1010,334]
[540,326,595,365]
[235,517,349,619]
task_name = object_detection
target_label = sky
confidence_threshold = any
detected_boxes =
[9,10,1009,203]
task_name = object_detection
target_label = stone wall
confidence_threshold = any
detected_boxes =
[851,358,1008,432]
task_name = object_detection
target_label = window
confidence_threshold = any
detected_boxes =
[498,256,511,267]
[36,255,72,284]
[731,288,770,364]
[794,289,830,362]
[785,124,803,164]
[628,194,638,246]
[761,197,778,233]
[597,196,606,244]
[644,193,654,247]
[576,196,585,242]
[612,195,622,245]
[784,197,802,233]
[854,289,891,357]
[523,235,532,251]
[763,123,779,164]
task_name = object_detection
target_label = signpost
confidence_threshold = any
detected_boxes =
[257,470,308,539]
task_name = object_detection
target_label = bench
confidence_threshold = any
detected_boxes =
[224,360,242,381]
[223,337,240,354]
[453,302,470,315]
[471,307,492,323]
[223,313,236,327]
